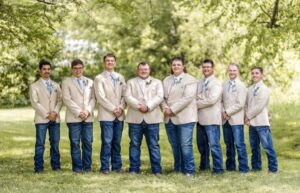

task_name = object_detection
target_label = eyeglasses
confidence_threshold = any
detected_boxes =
[72,67,83,70]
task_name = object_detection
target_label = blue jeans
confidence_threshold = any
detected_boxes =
[197,124,224,173]
[67,122,93,172]
[223,122,249,172]
[34,122,60,172]
[249,126,278,172]
[165,121,195,174]
[100,119,123,172]
[128,121,162,174]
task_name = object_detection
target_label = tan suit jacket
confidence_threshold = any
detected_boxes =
[30,78,62,123]
[246,80,270,126]
[161,73,198,125]
[222,78,247,125]
[197,75,222,125]
[94,71,126,121]
[62,76,96,123]
[125,76,164,124]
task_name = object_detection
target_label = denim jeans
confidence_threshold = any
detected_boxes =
[249,125,278,172]
[223,122,249,172]
[34,121,60,172]
[165,121,195,174]
[100,119,123,172]
[67,122,93,172]
[197,124,224,173]
[128,121,162,174]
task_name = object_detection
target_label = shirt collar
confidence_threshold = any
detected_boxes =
[254,80,263,88]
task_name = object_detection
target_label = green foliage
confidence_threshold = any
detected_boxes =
[1,0,300,107]
[64,0,300,84]
[0,0,76,107]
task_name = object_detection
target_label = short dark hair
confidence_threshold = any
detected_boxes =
[251,66,263,74]
[170,56,187,74]
[202,59,214,67]
[171,56,184,64]
[103,53,116,61]
[71,59,84,68]
[39,59,52,70]
[137,62,150,69]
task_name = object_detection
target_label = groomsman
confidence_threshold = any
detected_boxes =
[62,59,96,173]
[125,62,164,175]
[245,67,278,173]
[94,53,126,173]
[222,63,249,173]
[30,59,62,173]
[196,59,224,174]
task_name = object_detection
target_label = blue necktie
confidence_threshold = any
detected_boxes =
[46,81,52,94]
[77,79,83,90]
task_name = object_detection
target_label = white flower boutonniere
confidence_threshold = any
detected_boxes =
[146,79,152,86]
[174,77,182,85]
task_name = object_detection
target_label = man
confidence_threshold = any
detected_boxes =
[245,67,278,173]
[94,53,126,174]
[161,56,198,176]
[196,59,224,174]
[29,59,62,173]
[62,59,96,173]
[222,63,249,173]
[125,62,164,175]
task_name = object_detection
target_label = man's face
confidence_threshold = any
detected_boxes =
[137,64,150,79]
[40,65,51,80]
[228,65,239,80]
[251,69,263,83]
[72,64,84,78]
[171,60,184,76]
[202,62,214,77]
[104,56,116,71]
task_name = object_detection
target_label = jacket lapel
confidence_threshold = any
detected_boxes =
[136,78,145,96]
[72,77,84,94]
[38,79,50,97]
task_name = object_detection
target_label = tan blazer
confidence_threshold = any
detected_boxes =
[222,78,247,125]
[197,75,222,126]
[62,76,96,123]
[30,78,62,123]
[246,80,270,126]
[94,71,126,121]
[125,76,164,124]
[161,73,198,125]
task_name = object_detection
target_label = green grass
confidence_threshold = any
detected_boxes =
[0,103,300,193]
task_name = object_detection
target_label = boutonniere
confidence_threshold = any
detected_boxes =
[174,77,182,85]
[83,79,88,87]
[231,84,237,92]
[253,86,259,96]
[146,79,152,86]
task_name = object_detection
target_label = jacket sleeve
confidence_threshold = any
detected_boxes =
[29,85,48,118]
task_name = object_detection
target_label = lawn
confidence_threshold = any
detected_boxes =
[0,103,299,193]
